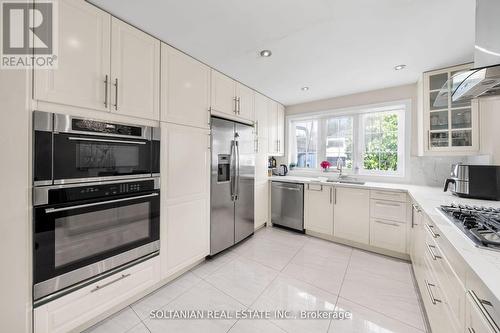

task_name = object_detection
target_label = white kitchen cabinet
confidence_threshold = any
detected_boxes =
[370,219,406,253]
[465,292,498,333]
[34,0,111,112]
[211,70,237,117]
[160,123,210,278]
[333,187,370,244]
[161,44,210,128]
[304,184,334,235]
[267,100,285,156]
[34,257,160,333]
[370,199,407,222]
[254,183,269,229]
[255,93,269,182]
[417,63,479,155]
[111,18,160,120]
[236,83,255,122]
[277,103,285,155]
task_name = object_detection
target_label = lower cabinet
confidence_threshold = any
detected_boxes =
[333,187,370,244]
[304,184,333,235]
[369,218,406,253]
[34,257,160,333]
[254,182,268,229]
[465,290,499,333]
[160,123,210,278]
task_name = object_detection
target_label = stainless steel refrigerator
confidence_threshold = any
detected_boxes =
[210,117,255,256]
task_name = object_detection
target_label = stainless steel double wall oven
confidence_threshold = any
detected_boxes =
[32,112,161,303]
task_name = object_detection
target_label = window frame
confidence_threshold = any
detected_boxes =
[286,100,410,178]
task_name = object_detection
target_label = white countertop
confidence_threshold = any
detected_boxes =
[269,176,500,301]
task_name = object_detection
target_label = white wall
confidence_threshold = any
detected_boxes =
[0,69,31,332]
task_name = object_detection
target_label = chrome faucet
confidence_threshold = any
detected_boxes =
[336,158,344,178]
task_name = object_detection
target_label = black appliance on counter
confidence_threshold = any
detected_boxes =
[32,112,161,304]
[443,164,500,200]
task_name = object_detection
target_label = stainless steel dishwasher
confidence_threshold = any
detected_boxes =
[271,181,304,232]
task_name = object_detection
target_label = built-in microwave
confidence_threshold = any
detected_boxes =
[33,111,160,186]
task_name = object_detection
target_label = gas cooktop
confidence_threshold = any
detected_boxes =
[440,203,500,252]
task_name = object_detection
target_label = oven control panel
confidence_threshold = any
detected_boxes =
[48,180,156,204]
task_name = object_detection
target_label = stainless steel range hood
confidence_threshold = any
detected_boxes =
[434,0,500,108]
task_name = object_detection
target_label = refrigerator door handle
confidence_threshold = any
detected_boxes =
[230,140,236,201]
[235,141,240,200]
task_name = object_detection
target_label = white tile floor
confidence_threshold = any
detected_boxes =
[84,227,428,333]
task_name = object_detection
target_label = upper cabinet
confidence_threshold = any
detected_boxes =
[267,100,285,156]
[110,18,160,120]
[418,63,479,155]
[161,44,210,129]
[34,0,111,112]
[34,0,160,121]
[210,70,254,123]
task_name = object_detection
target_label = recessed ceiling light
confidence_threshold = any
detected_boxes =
[301,86,309,91]
[394,64,406,71]
[259,50,272,57]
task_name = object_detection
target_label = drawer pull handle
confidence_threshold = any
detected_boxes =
[307,184,323,191]
[374,220,400,227]
[375,201,402,207]
[91,273,131,293]
[424,280,441,305]
[426,244,442,260]
[425,224,440,238]
[468,328,476,333]
[468,290,500,333]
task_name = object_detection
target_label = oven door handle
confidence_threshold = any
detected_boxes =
[67,137,147,145]
[44,193,159,214]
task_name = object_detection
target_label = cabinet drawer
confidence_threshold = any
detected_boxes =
[369,218,406,253]
[34,257,160,333]
[370,199,407,222]
[370,190,407,202]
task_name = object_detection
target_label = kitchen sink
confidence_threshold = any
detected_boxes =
[325,178,365,185]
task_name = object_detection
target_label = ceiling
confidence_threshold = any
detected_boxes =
[89,0,476,106]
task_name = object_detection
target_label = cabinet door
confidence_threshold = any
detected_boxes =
[161,44,210,128]
[211,70,236,116]
[410,205,425,281]
[160,123,210,277]
[111,18,160,120]
[267,100,278,154]
[255,93,269,140]
[276,103,285,156]
[34,0,111,112]
[305,184,333,235]
[333,187,370,244]
[254,183,268,229]
[255,137,269,182]
[236,83,255,122]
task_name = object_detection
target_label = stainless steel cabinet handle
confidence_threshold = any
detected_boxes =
[330,187,332,204]
[468,328,476,333]
[233,97,237,114]
[91,273,131,293]
[208,133,211,150]
[374,220,400,227]
[274,186,301,191]
[426,244,442,260]
[237,97,241,114]
[230,140,236,200]
[255,121,259,136]
[334,188,337,205]
[425,223,440,238]
[113,78,119,110]
[411,204,420,228]
[424,280,441,305]
[207,108,211,126]
[45,193,159,213]
[104,75,109,108]
[235,141,240,199]
[67,137,146,145]
[468,290,500,333]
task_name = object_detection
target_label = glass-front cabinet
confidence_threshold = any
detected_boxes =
[420,63,479,154]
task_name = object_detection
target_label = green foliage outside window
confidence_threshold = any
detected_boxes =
[363,113,398,171]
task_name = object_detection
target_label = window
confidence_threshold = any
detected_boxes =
[288,103,407,176]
